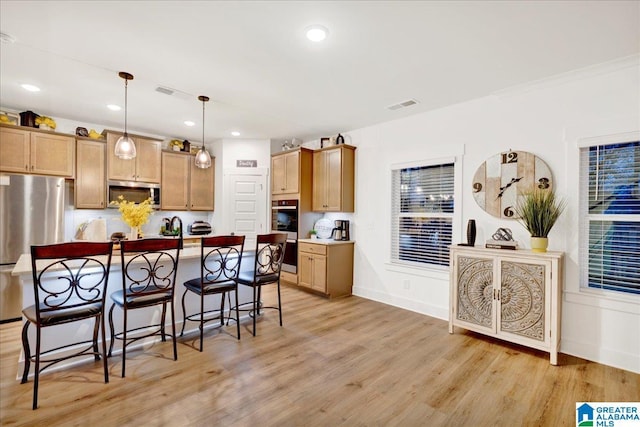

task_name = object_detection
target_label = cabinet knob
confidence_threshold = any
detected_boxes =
[25,165,28,170]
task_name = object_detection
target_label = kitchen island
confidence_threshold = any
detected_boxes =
[11,245,256,379]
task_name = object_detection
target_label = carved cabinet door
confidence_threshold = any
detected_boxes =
[497,259,551,346]
[453,255,496,334]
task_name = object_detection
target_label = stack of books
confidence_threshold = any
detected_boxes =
[485,239,518,250]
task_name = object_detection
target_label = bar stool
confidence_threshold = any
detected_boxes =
[108,238,181,377]
[180,235,245,351]
[236,233,287,336]
[21,241,114,410]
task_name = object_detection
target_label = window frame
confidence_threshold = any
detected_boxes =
[389,156,461,272]
[578,132,640,297]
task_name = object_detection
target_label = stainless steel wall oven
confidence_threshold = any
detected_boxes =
[272,200,298,273]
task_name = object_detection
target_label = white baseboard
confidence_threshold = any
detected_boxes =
[561,338,640,374]
[352,286,449,321]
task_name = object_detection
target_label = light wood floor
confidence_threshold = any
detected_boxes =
[1,284,638,426]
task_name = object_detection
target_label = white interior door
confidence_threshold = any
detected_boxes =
[225,170,268,250]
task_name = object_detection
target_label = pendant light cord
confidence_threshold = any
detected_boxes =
[124,78,128,136]
[202,97,205,149]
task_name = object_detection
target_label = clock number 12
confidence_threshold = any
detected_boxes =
[501,152,518,164]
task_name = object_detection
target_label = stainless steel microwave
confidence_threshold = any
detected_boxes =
[107,181,161,208]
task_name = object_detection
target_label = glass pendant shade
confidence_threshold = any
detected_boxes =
[114,133,137,159]
[196,95,212,169]
[195,147,212,168]
[115,71,136,160]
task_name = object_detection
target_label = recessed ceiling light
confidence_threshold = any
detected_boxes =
[231,131,240,137]
[21,84,40,92]
[184,120,195,127]
[107,104,121,111]
[305,25,328,42]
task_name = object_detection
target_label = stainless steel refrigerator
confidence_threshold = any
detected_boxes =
[0,174,65,322]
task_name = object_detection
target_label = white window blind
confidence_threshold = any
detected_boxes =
[391,163,454,267]
[579,140,640,294]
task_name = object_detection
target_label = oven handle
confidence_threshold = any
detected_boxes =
[272,206,297,210]
[286,239,297,244]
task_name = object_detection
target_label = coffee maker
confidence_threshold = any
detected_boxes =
[332,220,350,241]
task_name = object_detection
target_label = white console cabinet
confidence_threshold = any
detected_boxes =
[449,246,563,365]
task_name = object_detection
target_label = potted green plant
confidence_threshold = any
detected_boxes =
[514,188,566,252]
[309,229,318,239]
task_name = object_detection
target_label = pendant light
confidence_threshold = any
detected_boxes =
[195,95,212,169]
[114,71,136,159]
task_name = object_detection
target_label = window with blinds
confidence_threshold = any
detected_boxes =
[580,140,640,294]
[391,163,454,267]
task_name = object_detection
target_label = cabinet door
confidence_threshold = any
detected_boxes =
[298,252,314,289]
[0,127,30,173]
[271,155,286,194]
[75,139,106,208]
[107,133,136,181]
[30,132,75,177]
[135,137,162,183]
[271,150,299,195]
[310,254,327,292]
[190,159,215,210]
[312,150,328,210]
[453,254,496,334]
[497,259,550,345]
[324,148,343,211]
[283,151,299,194]
[161,152,189,210]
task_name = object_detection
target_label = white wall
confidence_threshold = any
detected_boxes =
[345,58,640,373]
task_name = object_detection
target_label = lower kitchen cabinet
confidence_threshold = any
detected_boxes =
[298,240,354,298]
[449,246,563,365]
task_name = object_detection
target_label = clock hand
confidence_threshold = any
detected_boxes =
[496,177,523,199]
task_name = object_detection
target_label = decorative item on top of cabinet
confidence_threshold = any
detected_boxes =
[105,130,161,183]
[449,245,563,365]
[297,240,354,298]
[0,124,75,177]
[271,146,313,200]
[75,138,106,208]
[312,145,356,212]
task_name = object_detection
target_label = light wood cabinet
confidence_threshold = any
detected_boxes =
[189,158,215,210]
[0,125,75,177]
[449,246,563,365]
[106,131,161,183]
[75,138,106,208]
[271,148,313,204]
[312,145,355,212]
[161,151,215,211]
[298,241,354,298]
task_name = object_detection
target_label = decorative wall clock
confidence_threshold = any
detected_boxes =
[472,150,553,219]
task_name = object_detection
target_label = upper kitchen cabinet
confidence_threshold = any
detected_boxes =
[75,138,106,209]
[161,151,215,211]
[190,157,215,210]
[0,125,75,177]
[271,147,313,201]
[312,145,356,212]
[106,131,161,183]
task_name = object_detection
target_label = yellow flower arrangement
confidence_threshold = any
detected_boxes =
[35,116,56,130]
[110,195,153,229]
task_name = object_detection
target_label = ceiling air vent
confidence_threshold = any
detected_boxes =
[387,99,419,111]
[155,86,191,100]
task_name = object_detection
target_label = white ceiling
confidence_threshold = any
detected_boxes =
[1,1,638,144]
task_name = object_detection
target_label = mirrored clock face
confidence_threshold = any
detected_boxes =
[472,151,553,219]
